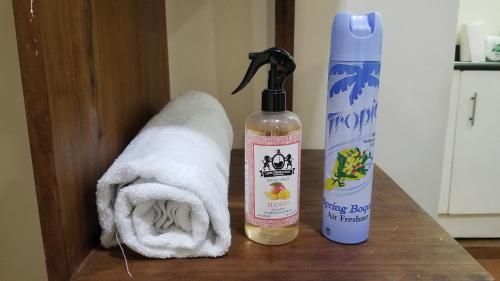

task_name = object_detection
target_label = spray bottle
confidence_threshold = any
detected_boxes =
[232,47,301,245]
[322,12,383,244]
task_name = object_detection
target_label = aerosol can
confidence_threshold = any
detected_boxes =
[322,12,383,244]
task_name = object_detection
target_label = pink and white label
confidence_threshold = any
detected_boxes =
[245,131,301,228]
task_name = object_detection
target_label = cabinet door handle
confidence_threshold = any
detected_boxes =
[469,92,478,126]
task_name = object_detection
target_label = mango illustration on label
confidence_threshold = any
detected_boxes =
[265,182,291,200]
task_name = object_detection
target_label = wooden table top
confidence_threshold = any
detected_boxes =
[74,150,493,281]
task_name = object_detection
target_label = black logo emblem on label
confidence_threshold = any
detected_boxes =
[260,149,295,177]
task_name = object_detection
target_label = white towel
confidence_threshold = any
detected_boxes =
[96,91,233,258]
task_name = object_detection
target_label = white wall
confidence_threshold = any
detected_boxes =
[293,1,340,149]
[337,0,459,216]
[166,0,334,149]
[166,0,274,148]
[0,2,48,281]
[456,0,500,41]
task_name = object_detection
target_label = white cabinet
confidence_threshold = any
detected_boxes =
[438,70,500,237]
[449,71,500,214]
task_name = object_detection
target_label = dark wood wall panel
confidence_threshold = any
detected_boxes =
[275,0,295,111]
[12,1,170,280]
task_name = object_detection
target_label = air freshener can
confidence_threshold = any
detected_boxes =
[322,12,383,244]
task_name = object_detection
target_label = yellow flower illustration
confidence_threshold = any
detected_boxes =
[325,147,372,190]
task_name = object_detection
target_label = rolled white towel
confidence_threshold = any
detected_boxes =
[96,91,233,258]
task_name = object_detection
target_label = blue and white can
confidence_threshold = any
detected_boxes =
[322,12,383,244]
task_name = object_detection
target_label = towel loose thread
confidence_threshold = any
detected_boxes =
[96,91,233,258]
[115,232,132,278]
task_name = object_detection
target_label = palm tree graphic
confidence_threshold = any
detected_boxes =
[329,62,381,105]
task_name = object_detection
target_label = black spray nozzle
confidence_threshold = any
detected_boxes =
[231,47,296,95]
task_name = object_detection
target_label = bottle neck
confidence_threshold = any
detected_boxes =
[261,89,286,112]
